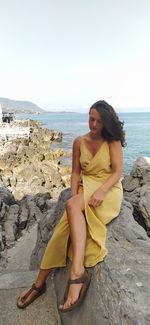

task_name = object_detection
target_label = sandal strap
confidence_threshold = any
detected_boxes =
[31,283,45,293]
[68,270,90,285]
[21,283,46,302]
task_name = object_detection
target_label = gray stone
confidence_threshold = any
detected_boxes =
[0,225,4,251]
[130,156,150,184]
[0,187,15,205]
[0,270,38,289]
[123,157,150,233]
[19,205,29,230]
[139,184,150,229]
[122,175,140,191]
[0,279,61,325]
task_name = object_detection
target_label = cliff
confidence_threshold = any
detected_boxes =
[0,97,45,113]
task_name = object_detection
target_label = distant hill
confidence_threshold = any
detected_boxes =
[0,97,45,113]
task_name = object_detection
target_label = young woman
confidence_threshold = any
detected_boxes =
[17,100,125,312]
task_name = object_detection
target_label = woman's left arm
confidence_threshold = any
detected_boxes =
[89,141,123,207]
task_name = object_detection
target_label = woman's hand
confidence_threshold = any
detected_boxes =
[88,188,105,207]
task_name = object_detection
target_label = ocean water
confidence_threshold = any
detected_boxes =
[17,111,150,174]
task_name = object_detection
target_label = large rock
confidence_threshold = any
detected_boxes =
[0,188,52,260]
[123,157,150,234]
[30,189,150,325]
[0,123,69,200]
[0,187,15,206]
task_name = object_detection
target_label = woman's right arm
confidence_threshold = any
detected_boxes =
[71,137,82,196]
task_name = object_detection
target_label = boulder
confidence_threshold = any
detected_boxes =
[0,187,15,206]
[123,157,150,233]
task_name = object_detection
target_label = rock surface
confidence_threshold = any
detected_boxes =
[0,121,71,200]
[30,188,150,325]
[123,156,150,236]
[0,276,61,325]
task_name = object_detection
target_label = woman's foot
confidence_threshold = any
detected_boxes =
[63,279,83,310]
[59,269,92,312]
[17,282,46,309]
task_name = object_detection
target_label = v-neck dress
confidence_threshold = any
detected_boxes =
[40,140,123,269]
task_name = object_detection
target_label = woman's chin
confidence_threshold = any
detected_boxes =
[91,129,99,135]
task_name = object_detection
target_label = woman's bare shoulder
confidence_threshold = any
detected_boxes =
[73,134,88,148]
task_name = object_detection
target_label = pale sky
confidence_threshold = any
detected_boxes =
[0,0,150,112]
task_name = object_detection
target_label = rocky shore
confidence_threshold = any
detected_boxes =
[0,121,150,324]
[0,120,71,270]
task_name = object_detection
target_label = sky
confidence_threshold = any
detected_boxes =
[0,0,150,112]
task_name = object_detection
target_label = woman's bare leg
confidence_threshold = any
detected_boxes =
[60,193,86,309]
[17,268,52,307]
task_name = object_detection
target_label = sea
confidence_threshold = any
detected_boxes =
[16,111,150,175]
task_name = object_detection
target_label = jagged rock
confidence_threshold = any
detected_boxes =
[0,187,15,205]
[0,225,4,251]
[4,204,20,246]
[0,200,9,221]
[139,184,150,230]
[123,157,150,233]
[130,157,150,184]
[0,122,69,200]
[19,205,28,231]
[122,175,140,192]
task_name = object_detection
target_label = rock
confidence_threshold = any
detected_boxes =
[131,157,150,184]
[139,184,150,230]
[4,204,20,246]
[0,122,66,200]
[19,205,29,230]
[0,225,4,251]
[123,157,150,234]
[122,175,140,192]
[0,188,15,205]
[0,200,9,222]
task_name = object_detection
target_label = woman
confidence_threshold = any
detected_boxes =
[17,100,125,312]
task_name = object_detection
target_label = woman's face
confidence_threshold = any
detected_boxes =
[89,108,104,136]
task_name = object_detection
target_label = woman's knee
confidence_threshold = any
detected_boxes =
[65,194,84,214]
[65,197,75,212]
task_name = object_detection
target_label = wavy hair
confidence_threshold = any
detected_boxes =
[89,100,126,147]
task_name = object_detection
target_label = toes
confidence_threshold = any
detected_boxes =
[59,299,72,310]
[17,297,24,307]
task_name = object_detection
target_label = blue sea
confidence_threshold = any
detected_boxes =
[16,112,150,174]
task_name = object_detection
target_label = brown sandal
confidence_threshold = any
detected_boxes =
[58,270,92,312]
[17,282,46,309]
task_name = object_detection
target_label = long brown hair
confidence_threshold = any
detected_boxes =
[89,100,126,147]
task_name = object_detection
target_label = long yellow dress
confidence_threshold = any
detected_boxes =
[40,140,123,269]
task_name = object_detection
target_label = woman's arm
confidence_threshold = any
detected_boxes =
[89,141,123,207]
[71,137,81,196]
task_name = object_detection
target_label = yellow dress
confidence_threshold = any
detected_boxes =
[40,141,123,269]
